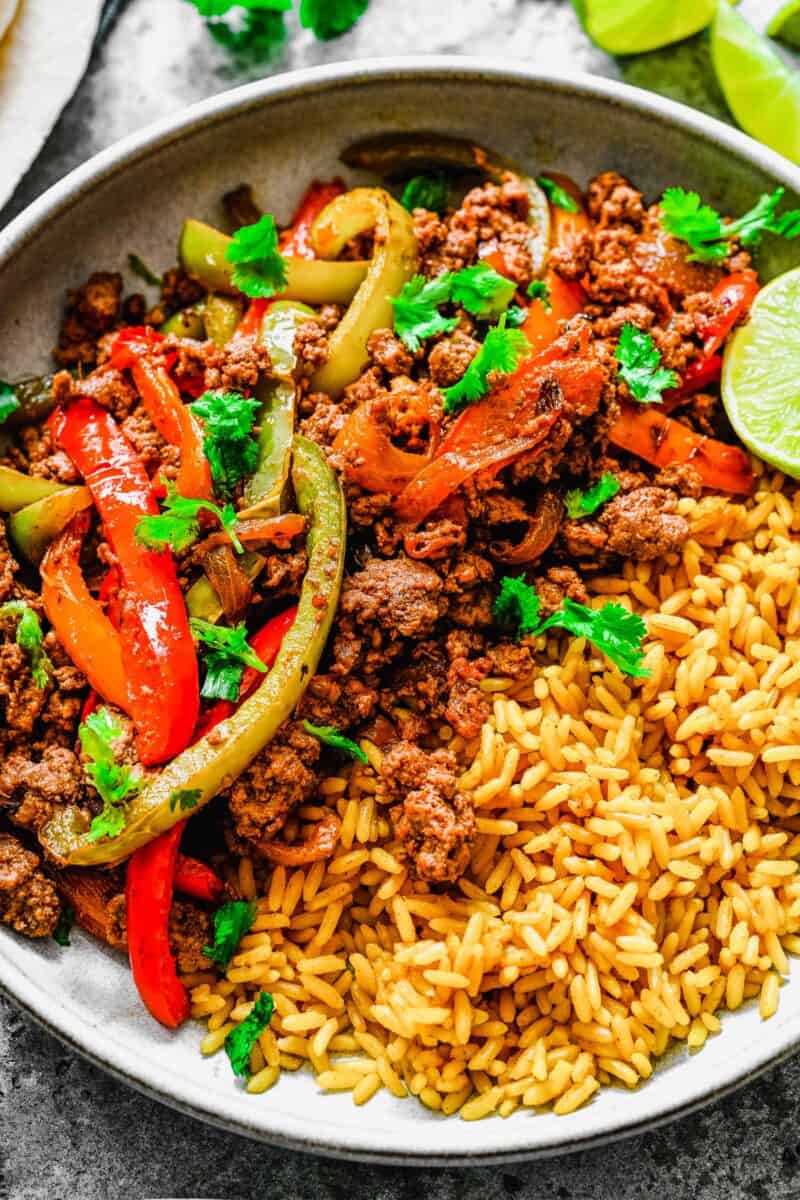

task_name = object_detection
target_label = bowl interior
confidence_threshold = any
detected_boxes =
[2,62,800,1163]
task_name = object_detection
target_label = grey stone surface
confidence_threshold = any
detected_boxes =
[1,1,798,1197]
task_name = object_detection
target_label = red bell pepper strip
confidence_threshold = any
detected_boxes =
[609,403,754,494]
[109,329,212,501]
[518,174,590,354]
[664,353,723,407]
[125,821,190,1028]
[174,854,225,904]
[280,179,346,259]
[41,513,130,715]
[701,270,759,355]
[53,397,200,765]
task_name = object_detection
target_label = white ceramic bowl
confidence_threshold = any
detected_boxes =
[2,59,800,1164]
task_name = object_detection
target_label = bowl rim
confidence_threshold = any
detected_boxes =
[3,56,800,1164]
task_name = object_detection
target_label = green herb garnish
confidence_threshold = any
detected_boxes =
[169,788,203,813]
[79,707,143,842]
[127,253,163,287]
[450,262,517,322]
[564,473,621,520]
[190,618,268,702]
[0,381,20,425]
[391,274,458,352]
[527,280,552,311]
[302,720,368,763]
[505,305,527,328]
[0,602,52,688]
[204,898,258,970]
[442,313,530,414]
[538,176,579,213]
[206,8,288,58]
[661,186,800,263]
[225,990,275,1077]
[190,389,260,498]
[299,0,368,38]
[493,575,543,638]
[615,324,678,405]
[53,905,75,948]
[135,482,242,554]
[401,174,449,216]
[226,214,288,298]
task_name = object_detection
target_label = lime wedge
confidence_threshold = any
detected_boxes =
[711,2,800,163]
[767,0,800,50]
[722,267,800,477]
[582,0,717,55]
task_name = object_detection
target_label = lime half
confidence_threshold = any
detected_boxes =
[711,2,800,163]
[583,0,717,55]
[722,267,800,477]
[767,0,800,50]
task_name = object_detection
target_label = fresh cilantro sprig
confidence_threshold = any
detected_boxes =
[169,788,203,813]
[615,324,678,405]
[401,174,449,216]
[443,313,530,414]
[302,720,368,763]
[183,0,291,61]
[564,473,620,520]
[450,262,516,321]
[494,577,650,679]
[391,275,458,353]
[190,618,268,702]
[190,390,260,499]
[226,214,288,298]
[53,905,75,948]
[527,280,551,311]
[661,186,800,263]
[0,602,52,688]
[225,990,274,1077]
[538,176,579,213]
[204,898,258,970]
[135,482,243,554]
[79,708,143,842]
[300,0,367,38]
[0,381,20,425]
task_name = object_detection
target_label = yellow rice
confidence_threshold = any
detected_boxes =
[192,463,800,1118]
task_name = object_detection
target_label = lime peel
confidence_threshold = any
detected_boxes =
[583,0,717,55]
[767,0,800,50]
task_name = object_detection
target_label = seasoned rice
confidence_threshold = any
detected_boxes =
[192,464,800,1118]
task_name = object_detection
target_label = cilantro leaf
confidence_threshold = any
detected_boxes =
[0,380,20,425]
[302,720,368,763]
[391,273,458,352]
[225,990,274,1077]
[299,0,369,39]
[450,262,516,321]
[78,707,142,842]
[53,905,75,948]
[190,390,260,499]
[493,576,542,638]
[615,324,678,405]
[226,214,288,298]
[127,253,162,287]
[564,473,620,520]
[527,280,551,312]
[135,481,243,554]
[191,618,268,702]
[0,601,52,688]
[661,186,800,263]
[206,8,288,59]
[505,305,527,328]
[204,898,258,970]
[443,313,530,414]
[185,0,289,13]
[537,599,650,679]
[401,174,449,216]
[538,176,579,213]
[169,788,203,813]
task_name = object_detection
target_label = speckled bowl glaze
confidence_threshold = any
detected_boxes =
[2,59,800,1164]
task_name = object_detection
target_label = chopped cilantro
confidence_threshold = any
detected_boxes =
[190,389,260,498]
[226,214,288,298]
[0,381,20,425]
[401,173,449,216]
[442,314,530,414]
[53,905,75,948]
[391,274,458,353]
[505,305,527,328]
[564,473,620,520]
[450,262,516,321]
[527,280,552,312]
[538,176,579,213]
[79,707,143,842]
[0,602,52,688]
[127,253,162,287]
[493,575,542,638]
[661,186,800,263]
[299,0,368,39]
[225,990,274,1077]
[302,720,368,763]
[135,481,243,554]
[615,324,678,405]
[204,898,258,970]
[169,788,203,813]
[206,8,288,59]
[190,618,268,702]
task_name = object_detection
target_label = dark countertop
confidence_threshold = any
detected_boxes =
[2,2,798,1197]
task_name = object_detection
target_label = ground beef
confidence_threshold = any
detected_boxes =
[586,171,646,230]
[367,328,415,376]
[0,745,86,833]
[300,395,348,447]
[427,331,480,388]
[298,672,380,729]
[0,522,18,603]
[0,832,61,938]
[54,272,123,366]
[294,320,330,375]
[258,546,308,598]
[486,641,535,680]
[227,721,320,852]
[440,551,495,629]
[445,656,490,739]
[56,366,139,422]
[13,418,81,484]
[653,462,704,498]
[0,642,48,734]
[382,741,475,883]
[169,899,214,974]
[403,518,467,561]
[533,566,589,616]
[340,556,446,642]
[120,407,179,479]
[160,267,205,314]
[204,335,271,394]
[563,485,689,562]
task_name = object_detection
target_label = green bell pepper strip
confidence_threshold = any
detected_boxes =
[309,187,418,397]
[39,435,346,867]
[185,550,265,624]
[159,302,207,340]
[0,375,56,430]
[179,218,369,306]
[204,294,245,346]
[9,485,93,563]
[0,465,65,512]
